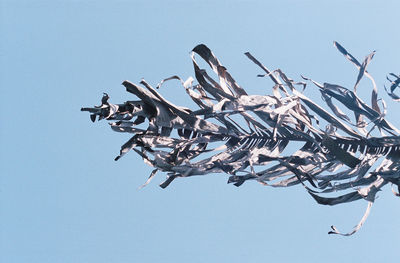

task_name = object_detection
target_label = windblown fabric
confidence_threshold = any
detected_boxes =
[82,42,400,235]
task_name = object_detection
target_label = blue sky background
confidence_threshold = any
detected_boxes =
[1,0,400,262]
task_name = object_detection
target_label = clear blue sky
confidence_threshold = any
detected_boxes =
[1,0,400,262]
